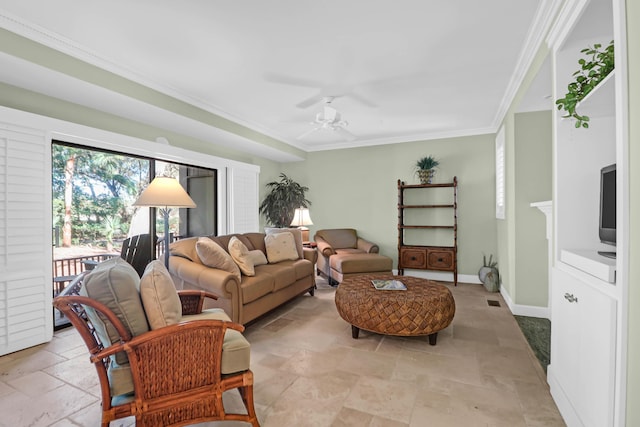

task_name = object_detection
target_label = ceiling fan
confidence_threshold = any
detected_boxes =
[264,72,377,109]
[297,97,357,141]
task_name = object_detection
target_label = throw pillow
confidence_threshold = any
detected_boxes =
[264,231,299,263]
[139,260,182,330]
[80,257,149,366]
[228,236,256,276]
[264,227,304,259]
[168,236,201,263]
[196,237,241,281]
[248,249,268,266]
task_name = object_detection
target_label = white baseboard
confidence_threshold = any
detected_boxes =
[394,269,481,284]
[500,285,550,319]
[393,270,551,318]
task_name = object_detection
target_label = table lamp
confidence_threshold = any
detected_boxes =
[133,176,196,268]
[290,207,313,242]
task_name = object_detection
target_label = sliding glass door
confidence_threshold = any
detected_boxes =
[51,141,217,327]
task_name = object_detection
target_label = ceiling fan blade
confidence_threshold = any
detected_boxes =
[296,94,324,109]
[348,92,378,108]
[263,72,323,88]
[297,127,321,140]
[334,127,357,142]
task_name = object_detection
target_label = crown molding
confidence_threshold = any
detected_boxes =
[492,0,564,129]
[303,126,496,152]
[0,10,295,147]
[545,0,590,50]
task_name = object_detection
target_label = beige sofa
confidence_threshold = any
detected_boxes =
[168,231,316,324]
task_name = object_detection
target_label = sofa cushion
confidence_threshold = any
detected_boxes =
[265,227,304,259]
[140,260,182,330]
[261,262,298,292]
[229,236,257,276]
[289,258,314,280]
[210,234,255,254]
[330,253,393,274]
[239,273,275,304]
[80,257,149,366]
[196,237,241,281]
[335,248,367,255]
[264,232,299,263]
[183,308,251,374]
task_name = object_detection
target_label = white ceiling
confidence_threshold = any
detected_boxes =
[0,1,552,159]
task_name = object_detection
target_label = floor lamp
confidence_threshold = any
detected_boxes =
[290,207,313,243]
[133,176,196,268]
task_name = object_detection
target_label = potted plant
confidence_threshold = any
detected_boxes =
[556,40,615,129]
[415,155,440,184]
[479,254,499,292]
[259,173,311,228]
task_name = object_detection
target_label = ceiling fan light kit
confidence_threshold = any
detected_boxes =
[297,96,357,142]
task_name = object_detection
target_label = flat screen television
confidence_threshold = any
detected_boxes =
[598,163,616,259]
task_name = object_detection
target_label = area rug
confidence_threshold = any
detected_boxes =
[515,315,551,373]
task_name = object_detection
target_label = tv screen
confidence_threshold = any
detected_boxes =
[598,164,616,258]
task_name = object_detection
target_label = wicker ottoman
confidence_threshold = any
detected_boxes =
[334,274,455,345]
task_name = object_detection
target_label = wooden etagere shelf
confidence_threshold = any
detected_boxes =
[397,177,458,285]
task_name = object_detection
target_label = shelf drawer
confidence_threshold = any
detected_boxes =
[427,249,455,270]
[400,248,427,269]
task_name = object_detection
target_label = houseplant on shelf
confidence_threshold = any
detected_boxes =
[415,155,440,184]
[555,40,615,129]
[259,173,311,228]
[478,254,499,292]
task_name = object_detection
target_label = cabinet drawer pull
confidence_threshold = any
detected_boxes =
[564,293,578,303]
[411,256,417,261]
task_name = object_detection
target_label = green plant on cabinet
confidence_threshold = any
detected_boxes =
[555,40,614,129]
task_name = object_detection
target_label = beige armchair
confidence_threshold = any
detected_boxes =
[314,228,392,285]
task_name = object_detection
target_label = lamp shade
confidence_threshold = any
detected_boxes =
[133,176,196,208]
[290,207,313,227]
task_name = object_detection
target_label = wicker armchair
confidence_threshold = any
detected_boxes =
[54,272,259,427]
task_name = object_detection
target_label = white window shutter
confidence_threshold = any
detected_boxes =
[0,124,52,355]
[227,167,259,234]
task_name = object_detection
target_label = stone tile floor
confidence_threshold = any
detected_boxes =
[0,277,565,426]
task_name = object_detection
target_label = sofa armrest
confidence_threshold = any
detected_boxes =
[315,236,335,257]
[303,247,318,264]
[356,238,379,253]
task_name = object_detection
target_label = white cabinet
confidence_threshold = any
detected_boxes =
[549,266,617,427]
[547,0,628,425]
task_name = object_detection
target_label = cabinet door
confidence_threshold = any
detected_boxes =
[426,248,455,270]
[551,267,617,427]
[400,248,427,269]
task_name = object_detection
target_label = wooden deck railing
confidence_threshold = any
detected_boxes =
[53,234,184,295]
[52,254,119,278]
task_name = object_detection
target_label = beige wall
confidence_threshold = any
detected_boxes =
[626,0,639,423]
[279,135,497,277]
[514,111,552,307]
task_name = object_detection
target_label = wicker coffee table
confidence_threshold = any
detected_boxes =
[334,274,455,345]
